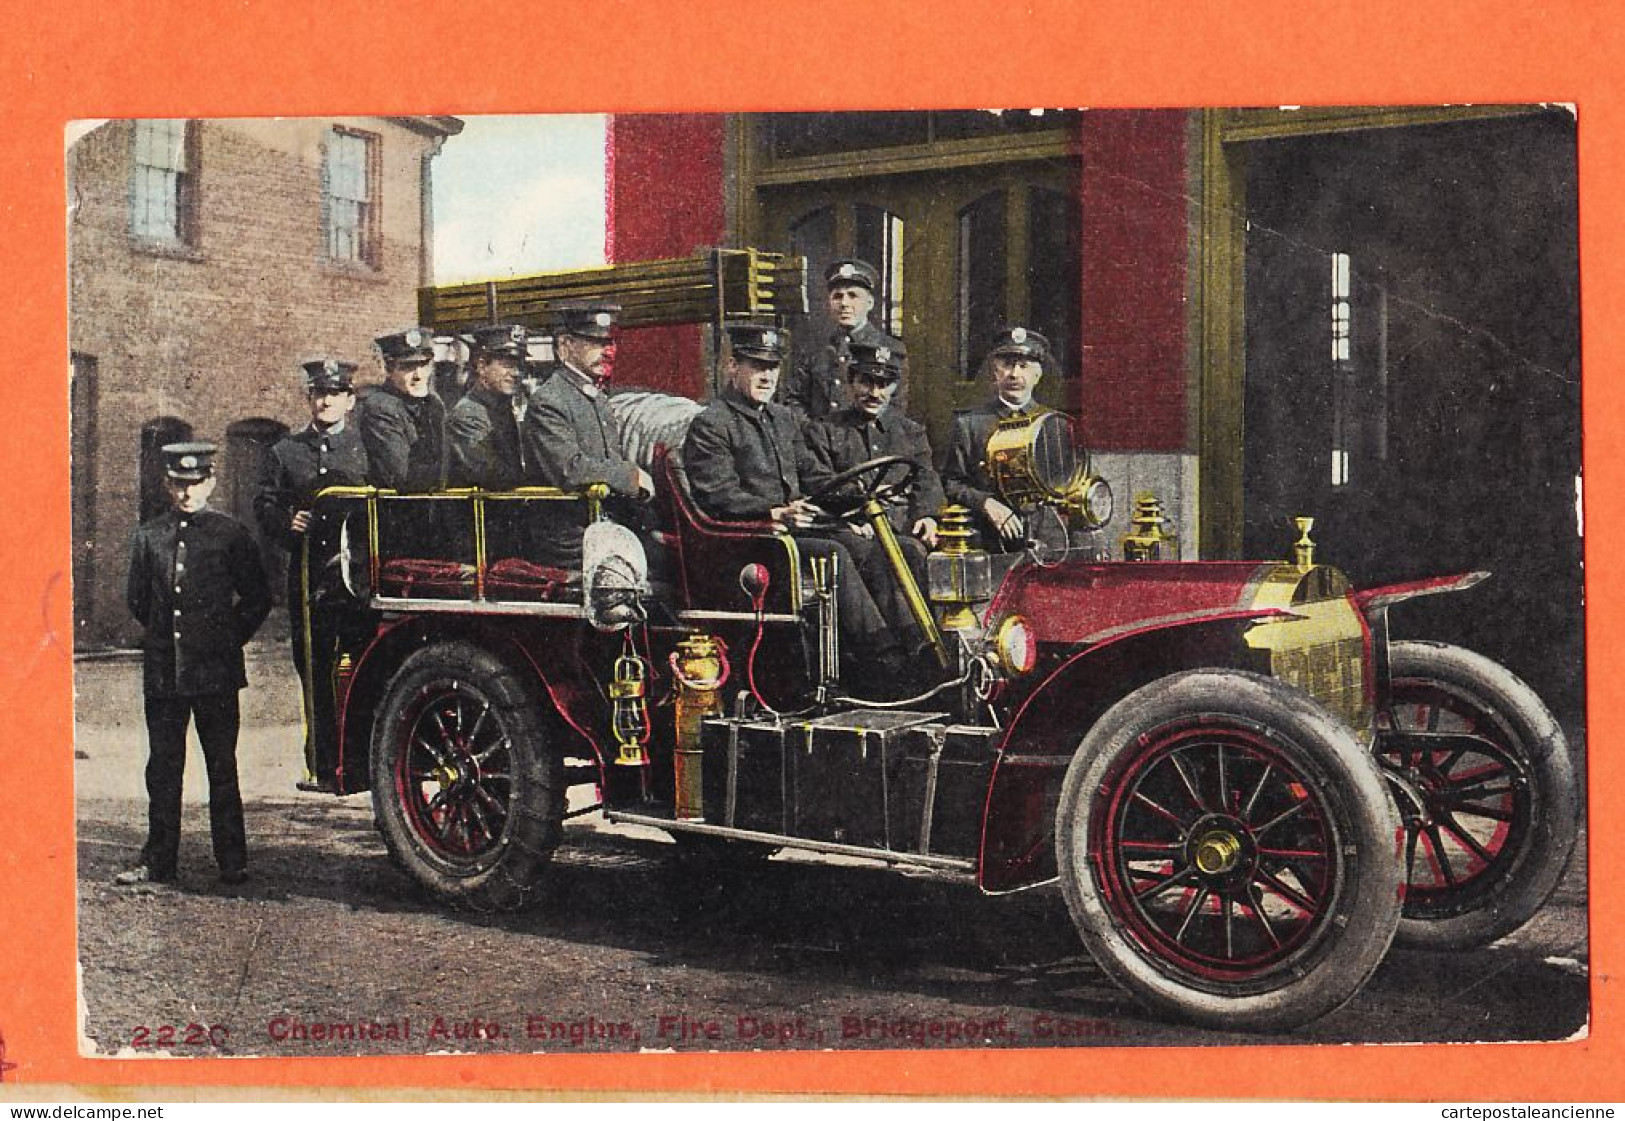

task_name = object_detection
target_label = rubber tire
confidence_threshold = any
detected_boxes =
[1383,641,1579,950]
[1055,670,1403,1033]
[371,640,564,913]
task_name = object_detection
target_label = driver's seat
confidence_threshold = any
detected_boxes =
[655,446,805,616]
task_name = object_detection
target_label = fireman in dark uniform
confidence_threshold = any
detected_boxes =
[783,258,906,422]
[802,339,945,654]
[449,323,528,490]
[940,326,1059,551]
[523,302,652,569]
[254,358,369,793]
[357,327,447,492]
[118,443,272,886]
[683,323,909,685]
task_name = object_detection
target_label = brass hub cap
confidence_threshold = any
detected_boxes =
[1194,830,1244,875]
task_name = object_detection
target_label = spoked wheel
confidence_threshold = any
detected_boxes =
[1376,641,1577,949]
[372,641,563,912]
[1056,671,1402,1032]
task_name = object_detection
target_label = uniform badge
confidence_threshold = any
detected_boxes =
[510,324,526,345]
[324,359,340,375]
[594,312,612,328]
[406,328,426,348]
[838,263,855,278]
[1011,327,1028,344]
[180,456,198,469]
[876,347,892,363]
[763,330,778,347]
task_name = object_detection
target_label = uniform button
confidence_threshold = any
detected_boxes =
[319,467,328,475]
[173,608,181,616]
[175,563,184,573]
[179,520,188,529]
[174,585,182,594]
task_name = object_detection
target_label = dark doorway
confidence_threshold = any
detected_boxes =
[71,354,99,639]
[225,418,291,601]
[1241,112,1582,722]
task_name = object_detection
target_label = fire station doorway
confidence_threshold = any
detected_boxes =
[740,113,1082,450]
[1237,111,1582,722]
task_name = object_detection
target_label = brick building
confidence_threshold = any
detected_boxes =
[69,115,462,647]
[604,109,1582,717]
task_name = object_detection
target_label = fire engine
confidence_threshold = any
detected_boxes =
[297,249,1577,1032]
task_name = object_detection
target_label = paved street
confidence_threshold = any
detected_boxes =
[73,631,1590,1058]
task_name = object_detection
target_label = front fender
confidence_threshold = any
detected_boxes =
[978,611,1280,894]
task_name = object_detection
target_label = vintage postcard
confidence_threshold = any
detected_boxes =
[63,104,1586,1065]
[3,0,1621,1102]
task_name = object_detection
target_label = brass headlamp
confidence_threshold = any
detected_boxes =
[984,412,1112,530]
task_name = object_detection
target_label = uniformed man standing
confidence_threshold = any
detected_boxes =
[523,302,652,568]
[254,359,369,793]
[783,258,905,422]
[448,323,528,490]
[683,324,909,687]
[356,327,447,492]
[118,443,272,886]
[940,326,1058,551]
[802,340,946,654]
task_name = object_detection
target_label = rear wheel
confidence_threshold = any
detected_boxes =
[1056,671,1402,1032]
[1376,641,1578,949]
[371,641,563,912]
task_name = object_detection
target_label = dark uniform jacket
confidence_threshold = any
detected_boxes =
[682,388,814,520]
[448,383,525,489]
[784,321,904,422]
[939,398,1053,513]
[253,422,370,552]
[803,406,946,534]
[522,365,640,495]
[355,382,448,492]
[127,509,272,697]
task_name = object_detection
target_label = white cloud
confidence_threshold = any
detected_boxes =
[433,115,608,284]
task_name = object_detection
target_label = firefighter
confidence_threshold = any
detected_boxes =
[254,358,369,793]
[449,323,528,490]
[683,323,911,688]
[118,443,272,886]
[940,326,1059,551]
[802,339,945,655]
[522,302,653,569]
[783,258,906,422]
[357,327,447,492]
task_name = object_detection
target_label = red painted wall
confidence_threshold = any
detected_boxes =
[1078,110,1190,452]
[606,113,728,398]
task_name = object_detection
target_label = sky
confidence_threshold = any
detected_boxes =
[432,115,608,285]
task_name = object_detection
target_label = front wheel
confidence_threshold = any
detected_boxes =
[371,640,564,912]
[1056,671,1403,1032]
[1376,641,1578,949]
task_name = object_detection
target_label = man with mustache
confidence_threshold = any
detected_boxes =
[940,326,1060,552]
[523,302,652,569]
[802,340,944,655]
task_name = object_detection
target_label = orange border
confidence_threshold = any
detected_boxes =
[8,0,1621,1099]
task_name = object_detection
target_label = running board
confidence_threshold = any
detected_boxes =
[607,811,978,874]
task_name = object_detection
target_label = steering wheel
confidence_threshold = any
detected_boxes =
[805,455,920,522]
